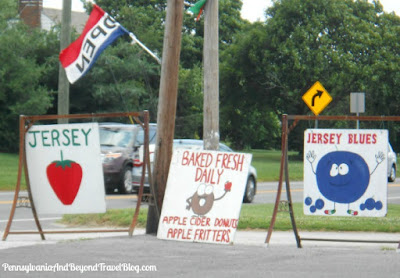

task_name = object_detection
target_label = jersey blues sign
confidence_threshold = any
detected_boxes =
[303,129,388,217]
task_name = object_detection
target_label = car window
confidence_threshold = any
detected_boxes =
[174,144,203,150]
[219,144,233,152]
[99,127,134,148]
[136,126,157,146]
[174,140,203,150]
[172,140,234,153]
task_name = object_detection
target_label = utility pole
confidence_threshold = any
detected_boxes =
[203,0,219,150]
[146,0,184,234]
[58,0,71,124]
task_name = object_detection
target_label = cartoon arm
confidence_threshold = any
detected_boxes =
[214,181,232,201]
[306,151,317,174]
[186,196,192,210]
[370,151,385,176]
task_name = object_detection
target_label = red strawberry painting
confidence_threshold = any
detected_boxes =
[46,150,83,205]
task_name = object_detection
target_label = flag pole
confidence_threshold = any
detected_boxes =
[129,33,162,65]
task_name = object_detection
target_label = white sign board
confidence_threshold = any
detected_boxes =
[157,149,252,244]
[304,129,388,217]
[25,123,106,214]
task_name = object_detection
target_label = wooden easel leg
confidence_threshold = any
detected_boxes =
[129,112,151,236]
[284,142,302,248]
[265,115,288,244]
[2,154,23,241]
[23,140,45,240]
[3,116,45,240]
[265,114,302,247]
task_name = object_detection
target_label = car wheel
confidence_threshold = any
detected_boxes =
[243,176,256,203]
[119,166,133,194]
[388,164,396,182]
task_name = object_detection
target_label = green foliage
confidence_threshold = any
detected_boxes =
[220,23,281,149]
[0,6,56,152]
[176,64,203,138]
[3,0,400,152]
[72,41,161,118]
[76,0,246,128]
[222,0,400,151]
[0,0,17,29]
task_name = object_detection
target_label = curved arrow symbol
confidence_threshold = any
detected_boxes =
[312,90,323,106]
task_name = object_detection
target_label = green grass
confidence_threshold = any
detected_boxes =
[238,203,400,233]
[3,149,399,232]
[249,149,303,181]
[60,203,400,233]
[0,152,26,191]
[0,149,302,191]
[62,208,148,228]
[0,149,396,190]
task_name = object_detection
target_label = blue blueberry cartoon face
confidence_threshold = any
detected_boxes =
[316,151,370,204]
[305,149,385,215]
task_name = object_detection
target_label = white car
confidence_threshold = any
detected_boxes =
[388,143,397,182]
[132,139,257,203]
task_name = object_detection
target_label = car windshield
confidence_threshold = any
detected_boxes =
[173,140,234,152]
[136,127,157,146]
[99,127,134,148]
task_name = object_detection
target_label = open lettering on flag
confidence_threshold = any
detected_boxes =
[59,5,129,84]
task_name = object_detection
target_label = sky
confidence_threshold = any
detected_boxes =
[43,0,400,22]
[42,0,86,12]
[241,0,400,22]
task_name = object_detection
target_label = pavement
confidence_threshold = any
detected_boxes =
[1,228,400,277]
[2,227,399,250]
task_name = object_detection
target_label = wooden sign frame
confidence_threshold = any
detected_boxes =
[266,114,400,248]
[2,111,152,240]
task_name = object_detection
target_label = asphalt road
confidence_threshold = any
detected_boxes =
[253,179,400,204]
[1,233,400,278]
[1,181,400,277]
[0,192,143,231]
[1,179,400,231]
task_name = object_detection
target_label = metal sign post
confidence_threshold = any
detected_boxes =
[350,92,365,129]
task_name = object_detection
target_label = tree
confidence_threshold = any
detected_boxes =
[175,64,203,138]
[220,22,282,149]
[76,0,245,129]
[221,0,400,150]
[0,1,55,152]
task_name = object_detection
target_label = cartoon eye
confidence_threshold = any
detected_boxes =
[330,164,339,177]
[338,163,349,175]
[205,185,213,195]
[197,184,206,195]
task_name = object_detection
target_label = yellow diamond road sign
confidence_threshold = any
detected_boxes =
[302,81,332,116]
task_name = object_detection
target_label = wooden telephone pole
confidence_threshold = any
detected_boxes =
[203,0,219,150]
[146,0,184,234]
[58,0,71,124]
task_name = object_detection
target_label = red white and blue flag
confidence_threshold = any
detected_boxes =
[59,5,129,84]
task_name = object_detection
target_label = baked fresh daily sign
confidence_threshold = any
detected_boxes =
[304,129,388,217]
[25,123,106,214]
[157,149,252,244]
